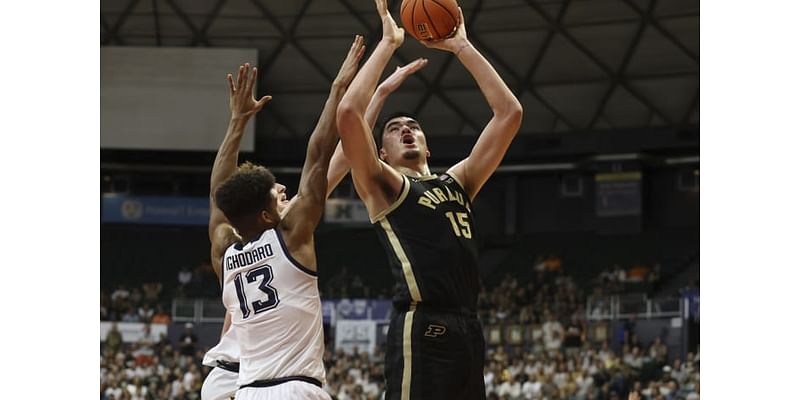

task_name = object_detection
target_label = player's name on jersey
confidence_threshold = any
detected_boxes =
[417,186,470,212]
[225,243,274,271]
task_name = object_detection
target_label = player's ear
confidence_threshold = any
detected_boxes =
[260,209,277,226]
[379,148,388,161]
[425,149,431,158]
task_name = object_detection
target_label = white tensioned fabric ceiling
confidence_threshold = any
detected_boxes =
[101,0,699,140]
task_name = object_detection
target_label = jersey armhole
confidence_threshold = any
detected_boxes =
[444,172,466,191]
[274,228,318,278]
[369,175,411,223]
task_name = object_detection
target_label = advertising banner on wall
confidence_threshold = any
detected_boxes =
[102,194,209,226]
[335,320,377,355]
[100,322,168,343]
[324,199,370,224]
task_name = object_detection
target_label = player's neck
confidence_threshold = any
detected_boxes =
[237,223,275,244]
[393,161,432,178]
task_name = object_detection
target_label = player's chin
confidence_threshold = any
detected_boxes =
[401,149,422,160]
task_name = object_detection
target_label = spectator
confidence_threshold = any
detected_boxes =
[101,290,112,321]
[178,323,198,357]
[121,306,140,323]
[105,322,123,356]
[563,319,583,353]
[177,266,193,296]
[543,313,564,353]
[649,337,669,365]
[627,263,649,282]
[151,305,171,325]
[137,302,154,323]
[496,371,521,399]
[521,372,542,399]
[142,282,163,305]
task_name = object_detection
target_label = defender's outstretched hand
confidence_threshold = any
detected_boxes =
[333,35,367,88]
[376,0,404,48]
[378,58,428,94]
[420,7,471,55]
[227,63,272,119]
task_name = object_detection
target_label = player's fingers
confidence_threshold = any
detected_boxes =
[227,74,235,95]
[247,67,258,95]
[410,58,428,73]
[356,44,366,61]
[256,95,272,109]
[236,64,245,91]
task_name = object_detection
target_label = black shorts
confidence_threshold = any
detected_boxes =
[384,305,486,400]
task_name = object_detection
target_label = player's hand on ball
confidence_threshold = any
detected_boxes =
[378,58,428,94]
[333,35,367,89]
[376,0,404,48]
[227,63,272,119]
[420,7,470,55]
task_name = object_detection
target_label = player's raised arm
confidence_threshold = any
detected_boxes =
[208,64,272,279]
[336,0,407,216]
[422,8,523,201]
[280,35,365,257]
[326,58,428,198]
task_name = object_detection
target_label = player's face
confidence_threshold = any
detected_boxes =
[273,182,290,214]
[381,116,429,163]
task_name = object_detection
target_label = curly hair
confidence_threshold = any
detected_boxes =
[214,162,276,228]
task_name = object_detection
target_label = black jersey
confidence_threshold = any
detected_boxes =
[372,173,480,313]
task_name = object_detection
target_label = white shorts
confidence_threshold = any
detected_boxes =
[201,367,239,400]
[234,381,331,400]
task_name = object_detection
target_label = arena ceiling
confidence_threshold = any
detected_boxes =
[100,0,699,141]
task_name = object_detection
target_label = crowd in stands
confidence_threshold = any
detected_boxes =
[101,255,698,399]
[102,282,172,324]
[101,322,206,400]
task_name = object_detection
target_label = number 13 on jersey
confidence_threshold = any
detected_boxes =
[445,211,472,239]
[233,265,280,319]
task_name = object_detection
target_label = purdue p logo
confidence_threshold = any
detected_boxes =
[424,324,447,338]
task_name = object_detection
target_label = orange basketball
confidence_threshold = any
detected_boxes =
[400,0,460,42]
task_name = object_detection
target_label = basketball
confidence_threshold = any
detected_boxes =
[400,0,460,42]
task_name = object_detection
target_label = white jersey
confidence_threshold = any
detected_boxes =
[221,228,326,387]
[202,322,240,368]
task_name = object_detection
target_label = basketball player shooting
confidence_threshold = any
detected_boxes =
[335,0,523,399]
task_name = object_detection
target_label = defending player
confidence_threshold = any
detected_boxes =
[205,36,364,400]
[201,39,428,399]
[335,1,523,399]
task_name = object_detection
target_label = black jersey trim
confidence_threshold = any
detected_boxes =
[443,172,465,191]
[443,172,473,210]
[370,175,411,223]
[274,228,318,277]
[240,375,322,389]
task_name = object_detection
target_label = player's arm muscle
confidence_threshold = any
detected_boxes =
[282,36,366,263]
[336,0,406,215]
[427,10,523,200]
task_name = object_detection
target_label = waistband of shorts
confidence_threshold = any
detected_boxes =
[240,375,322,390]
[396,302,477,318]
[215,360,240,373]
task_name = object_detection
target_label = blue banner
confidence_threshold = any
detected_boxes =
[321,299,393,325]
[102,194,210,226]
